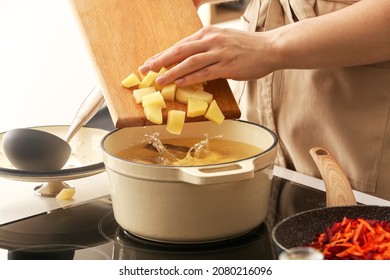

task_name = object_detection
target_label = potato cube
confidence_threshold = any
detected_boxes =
[138,68,146,80]
[176,86,213,104]
[121,73,140,88]
[192,89,214,104]
[158,67,168,76]
[56,188,76,200]
[142,91,166,108]
[139,71,159,88]
[161,83,177,101]
[191,83,204,90]
[204,100,225,124]
[187,99,208,117]
[151,67,169,91]
[144,105,163,124]
[175,86,196,104]
[133,87,156,104]
[166,110,186,135]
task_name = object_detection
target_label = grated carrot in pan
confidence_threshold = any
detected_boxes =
[308,217,390,260]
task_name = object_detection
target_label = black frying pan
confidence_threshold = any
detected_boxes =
[272,205,390,256]
[271,147,390,257]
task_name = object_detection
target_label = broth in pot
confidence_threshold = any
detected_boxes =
[115,133,263,167]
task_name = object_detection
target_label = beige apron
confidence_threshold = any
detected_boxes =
[234,0,390,200]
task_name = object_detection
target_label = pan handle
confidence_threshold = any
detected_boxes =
[310,147,357,207]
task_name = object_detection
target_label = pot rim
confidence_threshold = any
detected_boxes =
[100,119,278,169]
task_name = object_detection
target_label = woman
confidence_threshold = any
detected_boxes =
[139,0,390,200]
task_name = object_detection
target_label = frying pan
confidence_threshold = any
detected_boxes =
[272,147,390,257]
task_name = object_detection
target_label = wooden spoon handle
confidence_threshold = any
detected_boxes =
[310,147,357,207]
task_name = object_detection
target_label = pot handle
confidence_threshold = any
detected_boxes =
[178,160,255,185]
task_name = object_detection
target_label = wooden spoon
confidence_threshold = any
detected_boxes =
[310,147,357,207]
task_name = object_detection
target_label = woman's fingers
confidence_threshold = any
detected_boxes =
[140,29,209,73]
[158,52,221,86]
[141,41,206,75]
[139,26,269,86]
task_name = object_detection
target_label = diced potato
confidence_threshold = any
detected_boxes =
[166,110,186,135]
[142,91,166,108]
[56,188,76,200]
[191,83,204,90]
[176,87,213,104]
[144,105,163,124]
[204,100,225,124]
[121,73,140,88]
[151,67,169,91]
[139,71,159,88]
[157,67,168,76]
[187,99,208,117]
[175,86,196,104]
[192,89,213,104]
[133,87,156,104]
[161,83,176,101]
[138,68,146,80]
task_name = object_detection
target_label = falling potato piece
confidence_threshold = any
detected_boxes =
[121,73,140,88]
[144,105,163,124]
[187,99,208,117]
[56,188,76,200]
[166,110,186,135]
[204,100,225,124]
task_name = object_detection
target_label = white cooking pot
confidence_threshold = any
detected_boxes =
[101,120,278,243]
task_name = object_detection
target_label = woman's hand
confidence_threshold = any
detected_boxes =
[139,26,275,87]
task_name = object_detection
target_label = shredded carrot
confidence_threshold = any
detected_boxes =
[308,217,390,260]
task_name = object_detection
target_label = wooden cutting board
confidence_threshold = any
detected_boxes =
[69,0,241,128]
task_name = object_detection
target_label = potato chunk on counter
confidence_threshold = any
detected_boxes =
[56,188,76,200]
